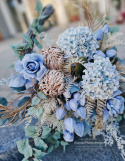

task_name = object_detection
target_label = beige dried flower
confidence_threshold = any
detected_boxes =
[39,70,65,97]
[41,47,64,70]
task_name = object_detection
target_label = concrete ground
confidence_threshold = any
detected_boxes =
[0,23,125,161]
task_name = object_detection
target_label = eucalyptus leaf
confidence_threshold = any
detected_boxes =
[34,137,48,151]
[117,115,122,122]
[47,145,54,154]
[25,126,38,138]
[17,139,32,159]
[42,126,51,137]
[35,0,43,15]
[55,141,60,149]
[33,38,42,49]
[0,97,7,106]
[53,132,61,140]
[32,96,40,106]
[38,92,47,99]
[61,141,69,152]
[33,148,46,159]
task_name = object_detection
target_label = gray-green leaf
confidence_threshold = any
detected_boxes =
[25,126,38,138]
[35,0,43,15]
[17,139,32,159]
[61,141,69,152]
[42,126,51,137]
[33,148,46,159]
[34,137,48,151]
[32,96,40,106]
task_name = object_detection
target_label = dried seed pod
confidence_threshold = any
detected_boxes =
[41,47,64,70]
[39,70,65,97]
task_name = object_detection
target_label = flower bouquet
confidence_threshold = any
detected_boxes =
[0,1,125,161]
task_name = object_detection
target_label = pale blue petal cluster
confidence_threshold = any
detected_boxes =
[82,57,120,99]
[64,118,76,133]
[106,49,116,58]
[9,74,37,89]
[56,108,65,120]
[107,90,124,117]
[56,26,99,59]
[75,123,84,137]
[64,92,86,119]
[63,130,74,142]
[63,118,85,142]
[95,24,110,40]
[15,53,47,81]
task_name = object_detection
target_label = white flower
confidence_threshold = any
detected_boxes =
[75,123,84,137]
[81,57,120,100]
[56,26,99,59]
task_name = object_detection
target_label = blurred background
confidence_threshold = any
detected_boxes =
[0,0,125,40]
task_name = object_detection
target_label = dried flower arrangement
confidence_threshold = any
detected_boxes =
[0,0,125,160]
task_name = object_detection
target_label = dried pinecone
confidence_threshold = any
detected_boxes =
[39,70,65,97]
[41,47,64,70]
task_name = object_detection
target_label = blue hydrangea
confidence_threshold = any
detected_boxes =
[56,26,99,59]
[81,57,120,100]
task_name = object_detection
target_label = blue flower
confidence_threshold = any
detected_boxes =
[107,96,124,117]
[63,130,74,142]
[102,24,110,34]
[56,108,65,120]
[75,123,84,137]
[93,50,106,58]
[95,24,110,41]
[64,118,76,133]
[64,102,71,111]
[106,49,116,58]
[9,74,27,88]
[76,107,86,119]
[103,108,109,123]
[15,53,47,81]
[68,99,79,111]
[9,74,37,90]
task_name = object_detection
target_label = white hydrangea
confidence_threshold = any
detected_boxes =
[81,57,120,100]
[56,26,99,59]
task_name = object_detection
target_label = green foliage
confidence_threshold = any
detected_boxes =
[42,126,51,138]
[26,106,42,119]
[61,141,69,152]
[83,122,91,136]
[18,125,68,160]
[47,145,54,154]
[34,137,48,151]
[38,91,47,99]
[18,97,30,107]
[32,96,40,106]
[33,148,46,159]
[33,38,42,49]
[35,0,43,15]
[117,115,122,122]
[0,97,7,106]
[110,26,119,34]
[17,139,32,159]
[25,126,38,138]
[53,132,61,140]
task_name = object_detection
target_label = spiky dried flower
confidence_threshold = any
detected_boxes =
[41,47,64,70]
[39,70,65,97]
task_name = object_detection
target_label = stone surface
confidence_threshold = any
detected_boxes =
[0,23,125,161]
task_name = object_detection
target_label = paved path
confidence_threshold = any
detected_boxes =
[0,23,125,161]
